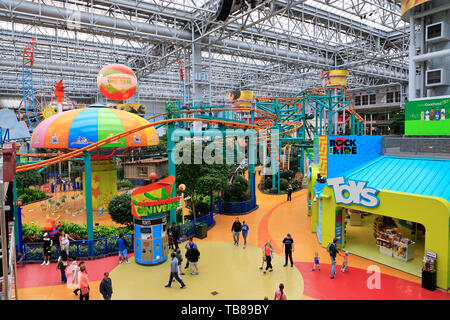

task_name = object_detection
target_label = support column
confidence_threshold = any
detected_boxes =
[408,15,416,101]
[249,109,255,198]
[168,120,176,224]
[83,152,94,256]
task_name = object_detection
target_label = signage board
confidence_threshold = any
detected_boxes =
[131,175,179,218]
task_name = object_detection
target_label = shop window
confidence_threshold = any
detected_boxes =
[354,96,361,106]
[386,92,394,103]
[362,95,369,105]
[395,91,400,102]
[138,166,148,177]
[369,94,376,104]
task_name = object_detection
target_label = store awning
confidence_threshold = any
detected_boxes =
[344,156,450,202]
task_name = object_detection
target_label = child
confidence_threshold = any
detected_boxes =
[340,251,349,272]
[259,246,266,270]
[66,260,80,290]
[312,252,320,271]
[72,261,85,295]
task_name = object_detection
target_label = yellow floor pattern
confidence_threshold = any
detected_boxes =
[111,242,304,300]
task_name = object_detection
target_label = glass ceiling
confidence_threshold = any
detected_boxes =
[304,0,407,33]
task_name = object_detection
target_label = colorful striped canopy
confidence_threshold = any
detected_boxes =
[31,107,158,149]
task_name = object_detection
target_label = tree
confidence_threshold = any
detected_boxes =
[108,193,133,226]
[389,111,405,135]
[15,169,42,190]
[175,140,231,219]
[223,175,249,202]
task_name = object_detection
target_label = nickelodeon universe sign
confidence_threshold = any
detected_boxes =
[131,175,180,218]
[326,177,380,208]
[134,197,180,216]
[329,137,357,155]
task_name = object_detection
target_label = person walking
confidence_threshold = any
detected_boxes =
[165,252,186,289]
[274,283,287,300]
[99,272,113,300]
[41,232,52,266]
[52,228,62,257]
[170,222,180,251]
[60,230,74,257]
[184,237,197,269]
[241,221,249,249]
[79,265,90,300]
[185,245,200,275]
[72,261,85,296]
[231,217,242,246]
[56,251,68,283]
[282,234,294,267]
[328,237,339,279]
[117,233,130,264]
[263,241,274,274]
[287,185,293,201]
[175,248,185,277]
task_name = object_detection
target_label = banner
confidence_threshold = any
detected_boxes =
[116,103,146,116]
[131,175,179,218]
[229,90,254,107]
[405,98,450,135]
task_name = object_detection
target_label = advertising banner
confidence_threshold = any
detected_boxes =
[131,175,179,218]
[327,136,382,178]
[405,98,450,135]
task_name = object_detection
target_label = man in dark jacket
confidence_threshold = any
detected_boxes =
[231,218,242,246]
[329,238,339,279]
[99,272,113,300]
[185,246,200,275]
[170,222,180,251]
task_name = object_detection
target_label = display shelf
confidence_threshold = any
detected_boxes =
[393,240,415,261]
[378,245,393,256]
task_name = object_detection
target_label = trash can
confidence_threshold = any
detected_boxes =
[195,222,208,239]
[421,270,436,291]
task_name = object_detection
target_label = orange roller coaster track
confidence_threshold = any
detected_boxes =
[16,117,257,173]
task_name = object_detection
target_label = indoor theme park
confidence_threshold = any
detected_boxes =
[0,0,449,306]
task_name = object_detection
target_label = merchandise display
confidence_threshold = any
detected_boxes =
[423,251,437,272]
[374,216,415,260]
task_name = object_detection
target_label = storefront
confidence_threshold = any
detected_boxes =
[307,135,450,290]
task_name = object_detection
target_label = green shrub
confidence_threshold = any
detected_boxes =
[22,220,134,244]
[280,169,295,181]
[118,179,133,190]
[18,188,47,204]
[15,169,42,189]
[264,177,272,190]
[280,178,290,191]
[195,201,210,216]
[108,193,133,226]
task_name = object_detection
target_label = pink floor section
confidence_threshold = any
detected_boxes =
[17,254,132,289]
[296,262,450,300]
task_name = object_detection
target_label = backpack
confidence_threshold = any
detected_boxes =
[326,243,332,253]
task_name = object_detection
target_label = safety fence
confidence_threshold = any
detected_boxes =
[21,213,216,262]
[217,196,257,215]
[21,196,257,262]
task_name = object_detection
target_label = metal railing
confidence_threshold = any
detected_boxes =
[218,196,257,215]
[382,136,450,159]
[22,233,134,262]
[21,212,218,262]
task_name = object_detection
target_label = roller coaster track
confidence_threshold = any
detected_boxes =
[16,117,257,172]
[19,86,353,173]
[21,38,39,130]
[17,104,303,172]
